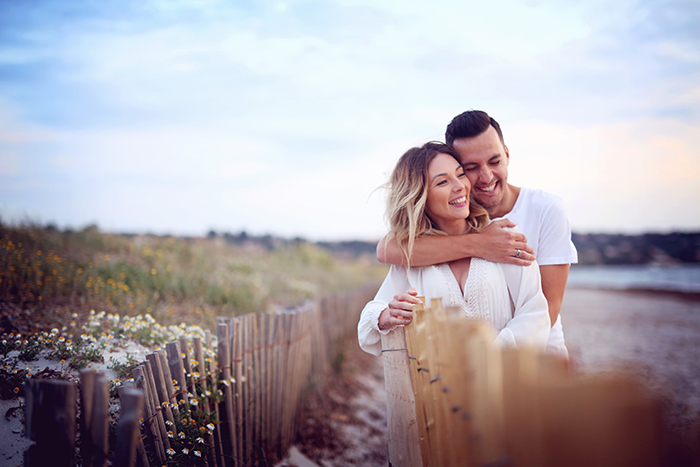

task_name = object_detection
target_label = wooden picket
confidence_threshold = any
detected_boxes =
[24,379,77,467]
[382,297,663,467]
[21,287,376,467]
[113,387,145,467]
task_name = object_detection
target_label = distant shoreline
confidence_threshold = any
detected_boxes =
[566,284,700,302]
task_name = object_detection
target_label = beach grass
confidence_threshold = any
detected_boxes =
[0,221,387,335]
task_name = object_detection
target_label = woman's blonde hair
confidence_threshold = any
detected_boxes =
[385,141,489,265]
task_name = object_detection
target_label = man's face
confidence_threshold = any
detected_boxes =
[452,125,510,212]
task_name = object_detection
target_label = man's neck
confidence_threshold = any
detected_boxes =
[487,184,520,219]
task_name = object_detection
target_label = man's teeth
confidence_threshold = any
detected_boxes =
[449,196,467,205]
[479,184,496,192]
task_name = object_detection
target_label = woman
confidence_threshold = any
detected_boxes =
[358,142,550,356]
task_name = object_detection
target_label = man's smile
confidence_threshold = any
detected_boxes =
[475,181,498,193]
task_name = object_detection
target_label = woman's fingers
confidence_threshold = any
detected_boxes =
[393,290,421,304]
[385,288,421,326]
[388,297,417,313]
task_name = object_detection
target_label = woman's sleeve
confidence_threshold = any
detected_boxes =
[357,266,411,356]
[496,261,550,351]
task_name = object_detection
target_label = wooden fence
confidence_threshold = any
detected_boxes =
[23,287,376,467]
[381,297,662,467]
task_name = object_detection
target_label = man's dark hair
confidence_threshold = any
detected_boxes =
[445,110,505,147]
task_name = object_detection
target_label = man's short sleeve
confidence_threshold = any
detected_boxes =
[536,194,578,266]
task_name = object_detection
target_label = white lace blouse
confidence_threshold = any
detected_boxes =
[357,258,550,356]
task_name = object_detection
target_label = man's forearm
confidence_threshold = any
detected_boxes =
[376,219,535,267]
[377,234,479,267]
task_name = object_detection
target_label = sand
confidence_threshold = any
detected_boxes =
[4,287,699,465]
[561,287,700,447]
[0,340,152,467]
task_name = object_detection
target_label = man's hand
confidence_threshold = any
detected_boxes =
[475,219,535,266]
[378,287,421,330]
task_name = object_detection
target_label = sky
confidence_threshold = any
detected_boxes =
[1,0,699,241]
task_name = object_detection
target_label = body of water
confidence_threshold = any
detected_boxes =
[567,264,700,294]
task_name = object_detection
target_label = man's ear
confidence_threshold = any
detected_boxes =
[504,145,510,162]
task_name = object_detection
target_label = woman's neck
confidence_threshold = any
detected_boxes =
[437,219,469,236]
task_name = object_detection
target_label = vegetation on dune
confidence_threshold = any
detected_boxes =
[0,310,223,466]
[0,221,386,465]
[0,221,387,335]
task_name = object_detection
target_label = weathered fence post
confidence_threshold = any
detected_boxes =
[380,326,423,467]
[113,387,145,467]
[166,341,187,407]
[218,322,236,465]
[206,329,227,467]
[91,373,110,467]
[232,316,244,461]
[146,351,175,425]
[24,379,77,467]
[194,335,219,467]
[132,364,166,465]
[80,369,97,467]
[501,347,544,467]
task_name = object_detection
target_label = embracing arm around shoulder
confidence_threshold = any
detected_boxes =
[376,219,536,267]
[497,261,551,351]
[539,264,570,326]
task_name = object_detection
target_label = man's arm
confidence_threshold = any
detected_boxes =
[539,264,570,326]
[376,219,535,267]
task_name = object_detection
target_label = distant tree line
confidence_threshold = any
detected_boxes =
[9,223,698,265]
[208,230,700,265]
[572,232,700,265]
[206,230,376,258]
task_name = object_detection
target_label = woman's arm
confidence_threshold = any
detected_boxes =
[357,266,418,356]
[376,219,535,267]
[496,260,551,351]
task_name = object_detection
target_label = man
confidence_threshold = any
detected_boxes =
[377,110,577,357]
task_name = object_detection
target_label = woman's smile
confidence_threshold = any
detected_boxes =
[449,195,468,207]
[425,153,472,235]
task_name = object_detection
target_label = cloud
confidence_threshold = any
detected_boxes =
[508,117,700,233]
[0,0,699,237]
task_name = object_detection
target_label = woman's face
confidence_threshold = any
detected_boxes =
[425,153,471,232]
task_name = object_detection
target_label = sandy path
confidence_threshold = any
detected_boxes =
[277,338,388,467]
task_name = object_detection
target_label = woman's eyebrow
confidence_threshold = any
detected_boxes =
[430,172,448,183]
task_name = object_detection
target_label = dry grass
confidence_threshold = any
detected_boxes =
[0,222,387,334]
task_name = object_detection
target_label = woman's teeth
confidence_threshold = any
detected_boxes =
[449,196,467,205]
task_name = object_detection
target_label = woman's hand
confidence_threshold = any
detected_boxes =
[378,287,421,330]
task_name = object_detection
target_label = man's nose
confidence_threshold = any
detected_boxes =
[477,166,491,182]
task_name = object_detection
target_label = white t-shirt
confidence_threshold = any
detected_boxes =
[494,186,578,358]
[499,187,578,265]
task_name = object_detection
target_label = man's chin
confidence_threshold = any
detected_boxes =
[473,193,499,208]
